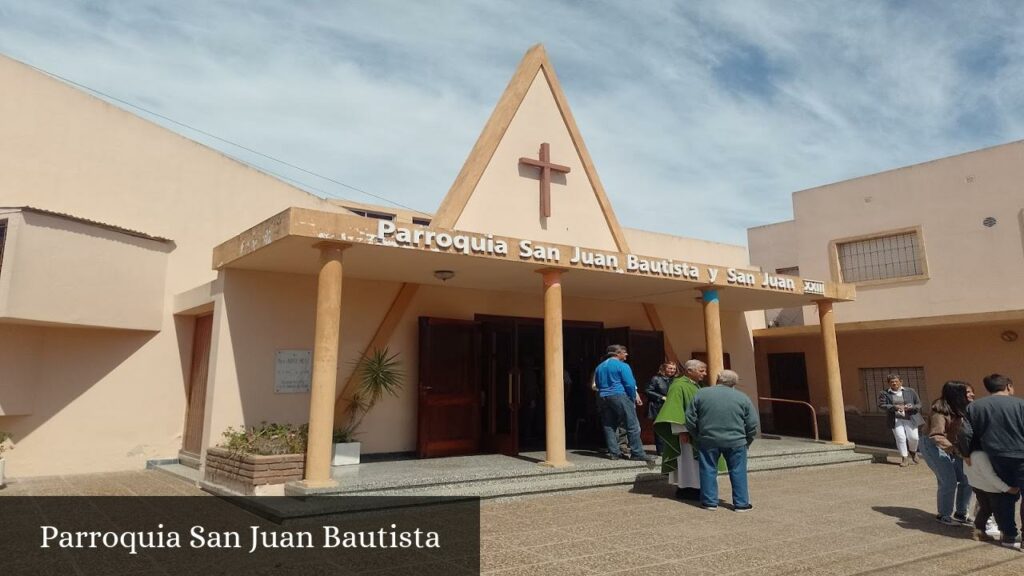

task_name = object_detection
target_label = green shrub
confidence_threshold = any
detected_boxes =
[220,422,306,456]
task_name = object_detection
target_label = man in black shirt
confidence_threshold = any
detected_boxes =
[964,374,1024,549]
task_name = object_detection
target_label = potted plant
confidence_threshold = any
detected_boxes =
[0,431,12,488]
[332,347,404,466]
[204,422,307,495]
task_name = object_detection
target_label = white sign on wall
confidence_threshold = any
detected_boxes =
[275,350,312,393]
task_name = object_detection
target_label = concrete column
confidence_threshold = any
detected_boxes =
[540,269,570,467]
[817,300,849,445]
[300,242,349,488]
[701,288,724,386]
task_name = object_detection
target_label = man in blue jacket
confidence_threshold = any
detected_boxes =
[594,344,653,462]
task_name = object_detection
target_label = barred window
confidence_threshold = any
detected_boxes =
[861,367,926,413]
[836,230,924,283]
[0,219,7,278]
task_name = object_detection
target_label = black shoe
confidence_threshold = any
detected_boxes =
[605,453,621,460]
[629,455,656,463]
[733,504,753,513]
[675,487,700,501]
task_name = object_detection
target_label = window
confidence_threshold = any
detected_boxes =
[412,218,431,226]
[0,219,7,278]
[346,208,395,221]
[834,228,926,283]
[861,366,926,413]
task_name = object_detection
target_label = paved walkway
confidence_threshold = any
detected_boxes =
[3,463,1022,574]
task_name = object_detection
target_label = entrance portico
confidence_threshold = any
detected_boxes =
[212,208,855,490]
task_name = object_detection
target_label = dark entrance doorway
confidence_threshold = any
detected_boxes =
[478,315,604,454]
[417,315,665,458]
[767,352,813,437]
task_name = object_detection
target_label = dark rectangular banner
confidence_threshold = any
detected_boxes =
[0,496,481,575]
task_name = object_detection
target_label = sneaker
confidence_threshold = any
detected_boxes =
[999,540,1021,550]
[604,453,621,460]
[733,504,753,513]
[986,518,1001,538]
[629,455,656,463]
[911,452,921,464]
[899,457,909,467]
[937,516,961,526]
[952,515,973,527]
[972,528,994,542]
[701,504,719,511]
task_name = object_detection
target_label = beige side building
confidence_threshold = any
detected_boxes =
[748,142,1024,444]
[0,46,853,480]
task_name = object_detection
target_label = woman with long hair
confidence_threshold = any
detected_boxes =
[919,380,975,526]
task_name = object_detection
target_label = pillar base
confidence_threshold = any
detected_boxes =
[285,478,341,496]
[539,460,574,469]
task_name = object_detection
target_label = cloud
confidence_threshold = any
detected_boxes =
[1,0,1022,245]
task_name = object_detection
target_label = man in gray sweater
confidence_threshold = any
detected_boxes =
[684,370,759,511]
[963,374,1024,549]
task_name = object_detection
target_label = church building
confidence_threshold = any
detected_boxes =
[0,46,853,485]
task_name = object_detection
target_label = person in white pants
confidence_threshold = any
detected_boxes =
[877,374,925,467]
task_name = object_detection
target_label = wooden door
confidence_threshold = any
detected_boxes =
[417,317,481,458]
[767,352,813,437]
[483,321,518,455]
[181,314,213,463]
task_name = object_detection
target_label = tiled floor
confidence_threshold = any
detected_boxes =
[3,463,1022,574]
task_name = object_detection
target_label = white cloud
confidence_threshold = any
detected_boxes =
[1,0,1022,245]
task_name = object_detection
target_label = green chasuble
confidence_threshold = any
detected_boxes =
[654,376,726,474]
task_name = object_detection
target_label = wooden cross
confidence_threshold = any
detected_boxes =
[519,142,570,218]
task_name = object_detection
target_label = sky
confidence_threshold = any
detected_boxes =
[1,1,1022,245]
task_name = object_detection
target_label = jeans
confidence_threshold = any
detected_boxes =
[697,445,749,508]
[990,456,1024,541]
[599,394,645,458]
[919,436,971,520]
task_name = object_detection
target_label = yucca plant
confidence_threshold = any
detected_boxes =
[335,347,404,442]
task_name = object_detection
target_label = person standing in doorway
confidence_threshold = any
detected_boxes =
[962,374,1024,550]
[654,359,706,501]
[646,361,678,456]
[594,344,653,462]
[877,374,924,467]
[685,370,759,511]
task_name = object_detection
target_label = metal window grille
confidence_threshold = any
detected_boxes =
[837,231,922,282]
[0,219,7,278]
[861,366,926,413]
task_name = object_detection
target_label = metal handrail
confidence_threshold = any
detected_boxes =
[758,396,819,441]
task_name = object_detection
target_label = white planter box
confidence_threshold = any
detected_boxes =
[332,442,361,466]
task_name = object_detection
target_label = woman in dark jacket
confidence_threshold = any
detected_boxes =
[877,374,925,467]
[646,362,678,455]
[919,380,975,526]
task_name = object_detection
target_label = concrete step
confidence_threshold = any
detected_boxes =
[345,447,872,499]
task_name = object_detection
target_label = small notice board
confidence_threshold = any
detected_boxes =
[275,350,312,393]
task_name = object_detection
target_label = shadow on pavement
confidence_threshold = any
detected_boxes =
[872,506,974,539]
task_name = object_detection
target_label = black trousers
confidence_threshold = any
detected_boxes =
[972,489,995,531]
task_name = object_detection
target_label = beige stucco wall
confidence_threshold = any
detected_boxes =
[202,269,760,456]
[623,228,751,268]
[0,54,346,477]
[756,321,1024,421]
[454,71,619,251]
[749,142,1024,325]
[0,210,169,330]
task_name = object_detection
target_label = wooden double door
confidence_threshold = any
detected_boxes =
[417,315,664,458]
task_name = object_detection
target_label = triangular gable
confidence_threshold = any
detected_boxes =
[433,45,630,253]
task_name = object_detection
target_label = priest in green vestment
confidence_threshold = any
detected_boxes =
[655,359,706,500]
